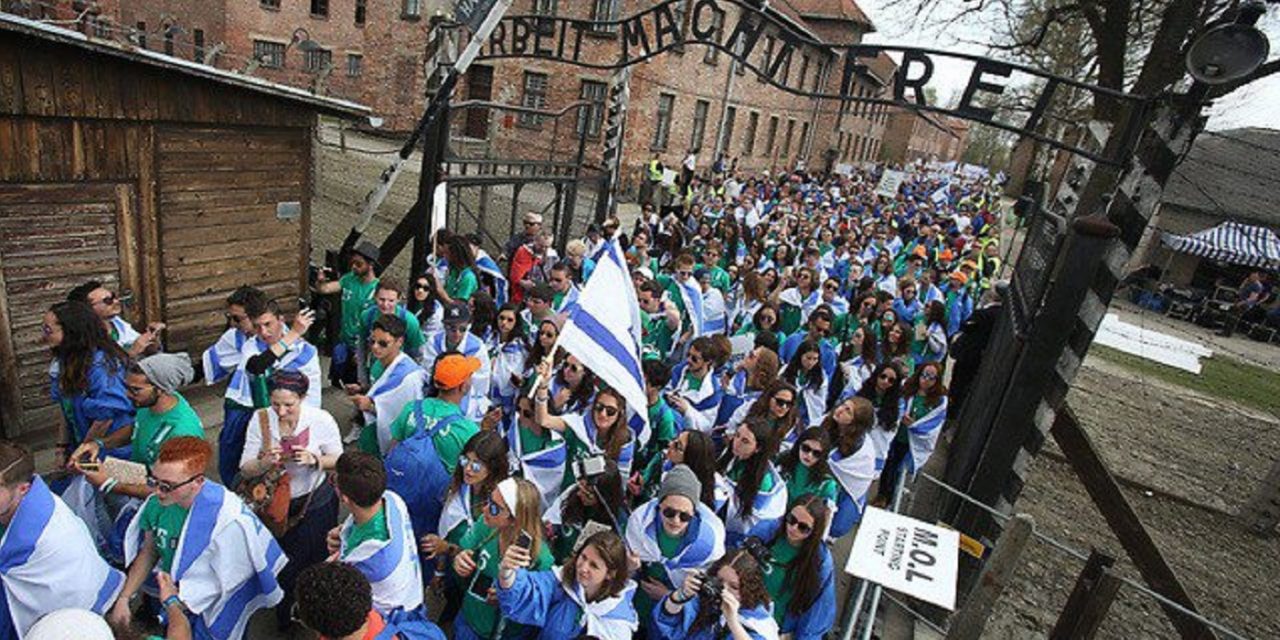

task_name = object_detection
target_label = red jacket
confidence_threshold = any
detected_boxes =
[508,244,540,305]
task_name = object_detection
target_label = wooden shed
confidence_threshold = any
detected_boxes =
[0,14,370,443]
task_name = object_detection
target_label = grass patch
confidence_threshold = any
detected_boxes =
[1090,345,1280,415]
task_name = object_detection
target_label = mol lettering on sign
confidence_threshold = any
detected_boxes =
[845,507,960,610]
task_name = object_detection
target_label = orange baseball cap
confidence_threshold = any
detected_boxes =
[434,354,482,389]
[949,271,968,285]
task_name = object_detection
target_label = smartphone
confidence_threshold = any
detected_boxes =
[514,530,533,551]
[298,297,310,311]
[467,572,494,598]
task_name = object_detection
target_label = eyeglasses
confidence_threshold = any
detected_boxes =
[824,283,839,290]
[225,312,248,323]
[146,471,203,494]
[370,339,394,348]
[519,407,534,419]
[879,373,897,383]
[539,330,556,338]
[414,282,430,291]
[687,352,704,363]
[445,324,467,333]
[799,443,824,457]
[40,324,56,336]
[921,371,938,381]
[564,363,582,373]
[676,271,693,278]
[125,383,153,395]
[592,403,619,418]
[661,507,694,523]
[785,513,813,535]
[771,396,794,408]
[458,456,485,474]
[92,293,116,307]
[669,439,685,453]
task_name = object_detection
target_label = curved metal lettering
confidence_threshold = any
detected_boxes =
[469,0,1150,164]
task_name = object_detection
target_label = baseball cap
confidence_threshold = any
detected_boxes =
[434,353,482,390]
[949,271,969,285]
[443,302,471,326]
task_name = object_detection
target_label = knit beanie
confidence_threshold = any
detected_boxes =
[658,464,702,507]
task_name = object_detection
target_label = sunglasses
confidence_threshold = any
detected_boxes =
[786,513,813,534]
[40,324,56,336]
[370,339,394,348]
[414,282,430,291]
[539,330,556,338]
[519,407,534,419]
[564,363,583,373]
[457,456,485,474]
[921,371,938,380]
[486,498,506,517]
[824,283,839,290]
[592,403,619,418]
[146,471,202,494]
[93,293,116,307]
[225,312,248,323]
[669,439,685,453]
[676,271,693,278]
[661,507,694,523]
[879,373,897,382]
[771,396,794,408]
[799,443,824,457]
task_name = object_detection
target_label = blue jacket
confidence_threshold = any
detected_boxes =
[50,350,133,451]
[776,544,837,640]
[498,569,638,640]
[891,297,923,326]
[652,596,775,640]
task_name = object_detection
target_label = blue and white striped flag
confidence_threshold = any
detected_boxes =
[559,240,649,441]
[474,248,509,306]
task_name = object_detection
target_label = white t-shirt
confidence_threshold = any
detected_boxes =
[239,404,343,497]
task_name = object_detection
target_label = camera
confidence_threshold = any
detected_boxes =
[571,454,608,484]
[698,573,724,604]
[742,536,773,565]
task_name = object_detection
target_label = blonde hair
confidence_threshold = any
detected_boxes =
[566,239,588,258]
[500,478,546,560]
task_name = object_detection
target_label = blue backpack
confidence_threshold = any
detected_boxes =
[375,607,448,639]
[384,404,466,544]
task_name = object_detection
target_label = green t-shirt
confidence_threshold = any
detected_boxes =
[561,417,631,489]
[517,423,555,456]
[343,501,391,556]
[387,398,479,473]
[642,309,677,357]
[339,272,379,345]
[445,267,479,302]
[786,463,838,503]
[636,526,686,621]
[138,497,190,573]
[458,520,554,638]
[764,538,801,623]
[130,394,205,465]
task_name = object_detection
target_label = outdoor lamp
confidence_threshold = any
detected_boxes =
[1184,1,1271,85]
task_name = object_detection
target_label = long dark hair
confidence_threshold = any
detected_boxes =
[587,387,631,461]
[494,303,524,344]
[680,431,719,509]
[857,362,902,431]
[554,354,599,415]
[822,397,876,457]
[782,339,824,390]
[525,319,559,370]
[49,301,128,395]
[560,459,625,529]
[441,232,476,272]
[720,417,776,521]
[447,430,509,505]
[690,549,772,633]
[770,495,831,617]
[901,361,948,408]
[879,321,912,359]
[470,290,496,337]
[778,426,832,482]
[745,380,799,444]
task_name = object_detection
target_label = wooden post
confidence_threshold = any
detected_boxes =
[945,514,1035,640]
[1240,456,1280,536]
[1049,550,1115,640]
[1072,571,1124,639]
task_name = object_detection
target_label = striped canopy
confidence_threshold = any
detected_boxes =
[1161,221,1280,270]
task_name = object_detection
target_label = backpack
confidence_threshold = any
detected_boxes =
[377,607,448,640]
[383,404,466,542]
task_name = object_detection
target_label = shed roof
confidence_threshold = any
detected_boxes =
[0,13,371,119]
[1162,128,1280,227]
[788,0,876,30]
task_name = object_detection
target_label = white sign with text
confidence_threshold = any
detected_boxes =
[845,507,959,610]
[875,170,906,198]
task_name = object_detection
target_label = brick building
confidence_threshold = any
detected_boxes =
[880,107,963,164]
[17,0,903,186]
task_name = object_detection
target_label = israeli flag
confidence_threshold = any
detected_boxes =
[0,477,123,639]
[905,397,949,474]
[341,491,424,615]
[931,185,950,206]
[625,499,725,588]
[558,240,649,443]
[475,248,509,306]
[202,327,249,386]
[506,416,568,511]
[561,573,639,640]
[828,439,878,535]
[364,353,426,455]
[125,482,286,640]
[675,277,706,339]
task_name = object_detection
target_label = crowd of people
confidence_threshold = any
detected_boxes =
[0,160,1006,640]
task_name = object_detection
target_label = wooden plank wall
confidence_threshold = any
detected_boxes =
[158,126,309,351]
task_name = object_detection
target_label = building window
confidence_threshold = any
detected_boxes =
[764,115,778,156]
[721,106,736,157]
[652,93,675,150]
[800,121,810,157]
[402,0,421,18]
[311,0,329,17]
[91,16,109,38]
[355,0,366,25]
[814,60,826,92]
[578,80,607,138]
[135,22,147,48]
[743,111,758,156]
[347,53,363,77]
[193,28,205,62]
[305,48,332,72]
[702,9,724,64]
[532,0,556,15]
[783,119,795,157]
[590,0,618,33]
[519,72,549,127]
[759,36,774,83]
[254,40,286,68]
[261,0,280,9]
[688,99,710,153]
[164,30,174,55]
[798,55,810,91]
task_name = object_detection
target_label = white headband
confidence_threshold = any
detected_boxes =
[497,477,519,515]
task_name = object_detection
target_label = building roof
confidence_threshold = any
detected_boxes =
[788,0,875,30]
[865,51,897,86]
[1162,128,1280,227]
[0,13,371,119]
[767,0,828,44]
